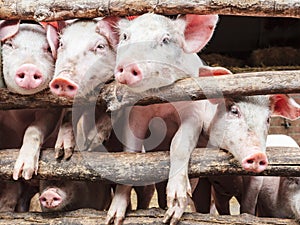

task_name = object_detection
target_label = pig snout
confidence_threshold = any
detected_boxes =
[115,63,142,86]
[241,151,268,173]
[15,64,44,90]
[39,188,63,209]
[49,77,78,98]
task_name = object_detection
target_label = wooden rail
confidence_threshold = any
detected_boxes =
[1,147,300,182]
[0,208,297,225]
[1,0,300,21]
[0,70,299,111]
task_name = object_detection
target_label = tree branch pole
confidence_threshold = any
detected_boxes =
[0,208,297,225]
[1,147,300,182]
[1,0,300,21]
[0,70,299,111]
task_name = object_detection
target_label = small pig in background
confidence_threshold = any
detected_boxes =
[39,180,112,212]
[0,20,62,180]
[107,13,219,225]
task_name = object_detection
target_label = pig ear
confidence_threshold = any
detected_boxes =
[0,20,20,42]
[199,66,232,77]
[96,17,120,50]
[198,66,232,104]
[46,24,59,59]
[270,94,300,120]
[179,14,218,53]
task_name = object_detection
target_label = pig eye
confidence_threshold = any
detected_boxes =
[229,105,240,117]
[4,40,14,48]
[161,35,170,45]
[96,44,105,50]
[121,33,128,41]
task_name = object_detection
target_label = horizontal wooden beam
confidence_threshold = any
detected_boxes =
[0,70,300,111]
[0,208,297,225]
[1,147,300,183]
[1,0,300,21]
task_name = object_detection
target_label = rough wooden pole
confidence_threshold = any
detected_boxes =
[0,0,300,21]
[0,208,297,225]
[0,70,299,111]
[1,147,300,182]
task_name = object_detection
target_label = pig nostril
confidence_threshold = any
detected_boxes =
[18,73,25,79]
[119,68,124,73]
[132,70,138,76]
[68,85,75,91]
[260,161,266,166]
[247,159,254,164]
[33,74,41,80]
[54,84,60,89]
[53,197,59,201]
[40,197,46,202]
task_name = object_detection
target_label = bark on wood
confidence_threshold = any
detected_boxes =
[0,208,297,225]
[1,0,300,21]
[1,147,300,183]
[0,70,299,111]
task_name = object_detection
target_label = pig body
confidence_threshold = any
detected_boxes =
[0,21,62,180]
[106,13,219,225]
[39,180,112,212]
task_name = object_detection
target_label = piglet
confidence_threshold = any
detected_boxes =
[49,18,118,158]
[0,20,62,180]
[192,66,300,215]
[39,180,112,212]
[107,13,219,225]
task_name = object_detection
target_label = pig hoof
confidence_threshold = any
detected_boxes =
[55,147,64,159]
[163,201,184,225]
[64,147,74,160]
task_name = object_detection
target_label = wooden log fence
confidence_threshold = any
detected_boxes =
[1,147,300,182]
[0,70,299,111]
[1,0,300,21]
[0,208,297,225]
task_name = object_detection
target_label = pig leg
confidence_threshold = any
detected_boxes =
[13,109,63,180]
[105,184,132,225]
[55,120,75,159]
[106,107,151,224]
[0,181,21,212]
[156,181,168,209]
[134,185,155,209]
[192,177,212,213]
[163,111,202,224]
[240,176,263,215]
[15,180,39,212]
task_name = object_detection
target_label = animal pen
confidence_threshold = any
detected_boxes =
[1,0,300,224]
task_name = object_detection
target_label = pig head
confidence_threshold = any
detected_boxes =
[0,20,58,95]
[114,13,218,92]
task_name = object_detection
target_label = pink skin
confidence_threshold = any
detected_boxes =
[241,151,268,173]
[39,188,63,209]
[49,76,78,98]
[15,64,44,90]
[115,63,142,86]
